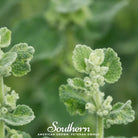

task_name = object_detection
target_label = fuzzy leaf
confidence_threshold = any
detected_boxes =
[0,52,17,76]
[12,17,64,61]
[10,43,35,77]
[0,27,11,48]
[91,0,128,22]
[67,77,85,90]
[59,84,86,115]
[0,52,17,67]
[53,0,91,13]
[105,100,135,128]
[72,44,92,73]
[76,0,128,42]
[101,48,122,83]
[0,105,35,126]
[5,90,19,110]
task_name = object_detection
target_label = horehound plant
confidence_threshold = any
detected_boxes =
[0,27,35,138]
[59,44,135,138]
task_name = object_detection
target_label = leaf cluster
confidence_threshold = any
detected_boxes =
[59,45,135,131]
[1,0,137,137]
[0,27,35,138]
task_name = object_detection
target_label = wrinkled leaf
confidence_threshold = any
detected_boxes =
[102,48,122,83]
[0,27,11,48]
[0,105,35,126]
[5,90,19,110]
[90,0,128,39]
[105,100,135,128]
[76,0,128,41]
[0,52,17,76]
[67,77,85,90]
[59,84,86,115]
[72,44,92,73]
[10,43,34,77]
[91,0,128,22]
[0,52,17,67]
[12,16,64,61]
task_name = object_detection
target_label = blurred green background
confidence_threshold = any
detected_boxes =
[0,0,138,137]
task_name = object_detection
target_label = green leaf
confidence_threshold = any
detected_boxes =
[59,84,87,115]
[10,43,34,77]
[0,27,11,48]
[67,77,86,90]
[12,16,64,61]
[0,52,17,67]
[4,85,11,94]
[91,0,128,22]
[0,105,35,126]
[72,44,92,73]
[53,0,91,13]
[101,48,122,83]
[105,100,135,128]
[5,90,19,110]
[76,0,128,41]
[90,0,128,40]
[0,52,17,76]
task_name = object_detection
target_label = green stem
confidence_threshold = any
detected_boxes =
[0,121,4,138]
[96,115,104,138]
[0,76,5,138]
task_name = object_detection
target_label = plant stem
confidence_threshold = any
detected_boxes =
[96,115,104,138]
[0,121,4,138]
[0,76,5,138]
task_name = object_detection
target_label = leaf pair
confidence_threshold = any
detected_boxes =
[73,45,122,83]
[59,45,135,130]
[0,105,35,126]
[0,27,35,77]
[59,45,122,116]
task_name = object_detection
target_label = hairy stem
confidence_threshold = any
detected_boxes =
[0,76,5,138]
[96,115,104,138]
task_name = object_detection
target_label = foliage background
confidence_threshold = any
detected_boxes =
[0,0,138,137]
